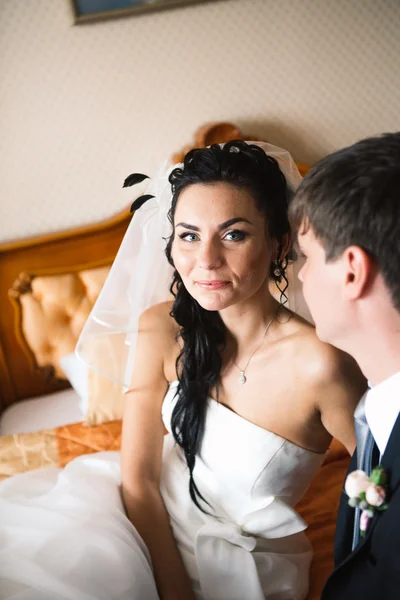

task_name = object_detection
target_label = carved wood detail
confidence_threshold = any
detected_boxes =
[9,272,34,299]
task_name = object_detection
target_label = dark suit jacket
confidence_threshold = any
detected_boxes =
[321,414,400,599]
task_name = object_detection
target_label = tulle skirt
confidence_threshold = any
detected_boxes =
[0,452,159,600]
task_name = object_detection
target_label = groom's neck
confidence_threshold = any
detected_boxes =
[351,325,400,387]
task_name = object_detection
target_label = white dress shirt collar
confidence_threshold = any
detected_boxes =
[365,371,400,456]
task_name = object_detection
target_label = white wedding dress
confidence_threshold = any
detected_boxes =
[0,381,325,600]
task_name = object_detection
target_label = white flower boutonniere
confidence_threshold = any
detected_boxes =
[345,465,389,536]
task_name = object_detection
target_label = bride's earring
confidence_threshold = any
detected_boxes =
[272,258,289,307]
[273,263,283,278]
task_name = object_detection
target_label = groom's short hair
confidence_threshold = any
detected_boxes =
[289,132,400,311]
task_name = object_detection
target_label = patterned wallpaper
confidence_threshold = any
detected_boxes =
[1,0,399,242]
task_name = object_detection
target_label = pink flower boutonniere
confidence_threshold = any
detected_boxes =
[345,465,389,536]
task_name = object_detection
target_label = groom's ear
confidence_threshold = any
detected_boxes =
[343,246,376,300]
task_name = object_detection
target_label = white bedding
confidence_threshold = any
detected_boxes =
[0,389,83,436]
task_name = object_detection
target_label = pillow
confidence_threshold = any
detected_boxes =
[81,335,127,426]
[60,353,89,414]
[60,349,125,427]
[85,367,125,426]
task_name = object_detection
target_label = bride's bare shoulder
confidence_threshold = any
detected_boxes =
[283,311,341,368]
[139,301,178,340]
[138,302,180,381]
[276,309,315,345]
[282,310,366,394]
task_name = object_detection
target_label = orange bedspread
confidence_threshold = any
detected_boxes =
[0,422,349,600]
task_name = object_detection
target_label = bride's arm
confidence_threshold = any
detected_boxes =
[120,304,195,600]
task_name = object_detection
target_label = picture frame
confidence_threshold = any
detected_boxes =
[69,0,221,24]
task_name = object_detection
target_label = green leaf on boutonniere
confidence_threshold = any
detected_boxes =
[370,465,387,486]
[359,491,367,500]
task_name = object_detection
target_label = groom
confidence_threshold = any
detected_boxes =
[289,132,400,599]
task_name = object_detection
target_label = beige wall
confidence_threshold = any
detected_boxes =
[1,0,399,242]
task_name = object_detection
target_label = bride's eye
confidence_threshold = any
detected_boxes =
[223,230,247,242]
[179,232,199,242]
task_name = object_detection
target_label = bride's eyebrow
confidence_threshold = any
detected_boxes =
[219,217,252,229]
[175,218,252,231]
[175,222,200,231]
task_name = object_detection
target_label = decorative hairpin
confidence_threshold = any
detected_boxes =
[123,173,154,213]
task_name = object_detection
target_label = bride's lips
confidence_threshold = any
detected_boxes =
[196,280,230,290]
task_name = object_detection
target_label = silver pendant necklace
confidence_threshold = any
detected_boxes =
[232,313,276,385]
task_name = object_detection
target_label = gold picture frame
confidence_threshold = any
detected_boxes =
[69,0,223,24]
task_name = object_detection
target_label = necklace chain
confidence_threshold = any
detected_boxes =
[232,313,276,385]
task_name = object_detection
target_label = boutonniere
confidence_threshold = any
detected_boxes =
[345,465,389,536]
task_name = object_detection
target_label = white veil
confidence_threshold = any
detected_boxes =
[75,142,311,389]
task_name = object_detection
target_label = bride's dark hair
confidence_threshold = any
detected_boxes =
[165,140,291,511]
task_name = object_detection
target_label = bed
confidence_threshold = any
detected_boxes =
[0,122,350,600]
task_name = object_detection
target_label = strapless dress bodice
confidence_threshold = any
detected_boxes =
[160,381,326,600]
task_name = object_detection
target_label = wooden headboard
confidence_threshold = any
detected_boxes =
[0,122,309,415]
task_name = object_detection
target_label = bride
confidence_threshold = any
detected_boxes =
[0,141,365,600]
